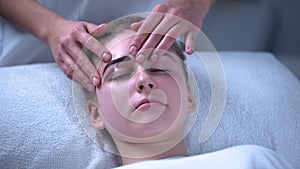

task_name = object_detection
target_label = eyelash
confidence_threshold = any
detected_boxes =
[148,68,168,74]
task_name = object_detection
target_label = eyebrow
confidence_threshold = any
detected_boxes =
[102,55,131,75]
[164,52,178,63]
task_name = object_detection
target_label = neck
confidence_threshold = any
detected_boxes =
[114,134,188,165]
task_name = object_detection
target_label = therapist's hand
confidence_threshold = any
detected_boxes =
[0,0,112,91]
[47,19,112,91]
[129,0,214,62]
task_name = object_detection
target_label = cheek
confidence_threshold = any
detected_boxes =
[155,75,186,109]
[96,84,130,131]
[152,75,188,126]
[98,83,129,110]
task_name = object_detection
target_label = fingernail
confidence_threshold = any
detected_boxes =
[129,45,137,54]
[186,46,194,55]
[86,83,95,91]
[102,52,111,62]
[92,76,100,86]
[136,53,145,63]
[151,54,158,62]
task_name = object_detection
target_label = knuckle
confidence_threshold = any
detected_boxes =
[76,56,85,67]
[66,63,74,73]
[61,37,71,48]
[71,28,78,36]
[153,3,169,12]
[187,32,197,41]
[170,7,183,16]
[61,38,70,46]
[139,24,151,34]
[55,53,65,64]
[81,21,88,26]
[132,36,144,47]
[152,34,163,41]
[68,63,75,72]
[189,35,196,42]
[85,37,95,47]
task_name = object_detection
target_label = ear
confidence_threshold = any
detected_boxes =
[87,100,105,130]
[187,85,196,113]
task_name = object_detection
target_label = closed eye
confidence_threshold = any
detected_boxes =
[148,68,168,74]
[105,66,135,82]
[111,73,132,81]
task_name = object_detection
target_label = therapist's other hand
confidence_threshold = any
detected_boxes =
[129,0,213,63]
[47,19,112,91]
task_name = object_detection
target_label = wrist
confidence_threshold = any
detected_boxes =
[40,14,65,45]
[194,0,215,18]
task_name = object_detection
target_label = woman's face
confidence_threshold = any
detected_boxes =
[95,31,193,143]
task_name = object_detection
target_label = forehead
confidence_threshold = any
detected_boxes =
[106,30,135,59]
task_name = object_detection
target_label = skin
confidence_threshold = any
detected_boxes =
[88,31,195,165]
[130,0,215,62]
[0,0,214,91]
[0,0,111,91]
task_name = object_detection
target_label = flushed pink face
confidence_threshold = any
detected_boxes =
[96,31,191,143]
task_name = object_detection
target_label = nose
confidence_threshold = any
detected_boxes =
[135,71,155,93]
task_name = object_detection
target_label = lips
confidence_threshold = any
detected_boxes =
[135,98,151,110]
[134,98,165,111]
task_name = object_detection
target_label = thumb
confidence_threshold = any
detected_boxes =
[84,22,108,36]
[131,20,144,32]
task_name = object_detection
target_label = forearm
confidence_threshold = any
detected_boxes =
[0,0,64,43]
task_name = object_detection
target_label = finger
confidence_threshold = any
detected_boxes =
[131,20,144,32]
[73,29,112,62]
[137,35,177,64]
[151,23,182,59]
[155,24,182,53]
[60,50,96,91]
[73,64,95,91]
[156,36,177,53]
[86,23,108,37]
[138,12,166,34]
[129,12,165,54]
[150,36,176,63]
[56,50,76,80]
[139,14,178,52]
[139,33,164,57]
[136,47,156,64]
[185,30,198,55]
[66,42,101,87]
[129,33,149,55]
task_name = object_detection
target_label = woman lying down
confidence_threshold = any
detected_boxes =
[75,15,294,169]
